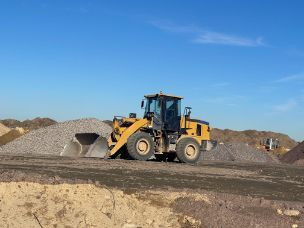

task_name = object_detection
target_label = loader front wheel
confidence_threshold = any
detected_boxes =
[127,132,154,161]
[176,138,201,163]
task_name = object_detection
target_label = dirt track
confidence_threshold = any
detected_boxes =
[0,155,304,227]
[0,155,303,202]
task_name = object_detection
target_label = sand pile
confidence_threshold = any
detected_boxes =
[0,123,10,137]
[0,182,186,227]
[0,119,112,156]
[281,141,304,164]
[203,142,279,163]
[0,128,26,146]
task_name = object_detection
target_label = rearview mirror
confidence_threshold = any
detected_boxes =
[141,100,145,109]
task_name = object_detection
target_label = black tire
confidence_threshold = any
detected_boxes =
[176,138,201,163]
[127,132,155,161]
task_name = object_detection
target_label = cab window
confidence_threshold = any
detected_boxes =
[165,99,180,120]
[145,98,161,117]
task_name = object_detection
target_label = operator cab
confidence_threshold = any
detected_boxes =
[143,93,182,132]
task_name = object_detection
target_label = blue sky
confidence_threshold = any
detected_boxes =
[0,0,303,141]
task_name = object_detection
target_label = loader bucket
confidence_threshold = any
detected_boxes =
[85,136,109,158]
[61,133,109,158]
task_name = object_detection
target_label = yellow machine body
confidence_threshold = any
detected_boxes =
[61,93,211,163]
[178,116,210,143]
[107,118,150,156]
[106,114,210,157]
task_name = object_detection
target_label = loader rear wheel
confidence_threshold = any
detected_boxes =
[127,132,154,161]
[176,138,201,163]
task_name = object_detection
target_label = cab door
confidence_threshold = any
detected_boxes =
[163,98,181,132]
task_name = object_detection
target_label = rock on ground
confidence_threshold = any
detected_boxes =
[203,142,279,163]
[0,119,112,156]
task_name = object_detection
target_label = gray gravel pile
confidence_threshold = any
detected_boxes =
[203,142,279,163]
[203,144,234,161]
[0,119,112,156]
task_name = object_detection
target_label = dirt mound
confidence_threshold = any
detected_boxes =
[203,142,279,163]
[280,141,304,164]
[211,128,297,149]
[0,123,10,137]
[0,118,112,156]
[0,118,57,131]
[0,128,26,146]
[1,182,303,228]
[173,192,304,228]
[0,161,303,228]
[294,159,304,166]
[0,182,184,227]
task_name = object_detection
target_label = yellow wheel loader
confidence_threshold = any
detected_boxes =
[61,93,211,163]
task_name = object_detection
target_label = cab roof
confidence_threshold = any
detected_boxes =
[144,93,183,99]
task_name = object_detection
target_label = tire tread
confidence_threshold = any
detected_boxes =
[176,138,201,163]
[127,131,154,161]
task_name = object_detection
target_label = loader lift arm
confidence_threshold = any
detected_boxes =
[107,118,149,157]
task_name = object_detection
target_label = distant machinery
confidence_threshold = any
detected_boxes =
[261,138,279,151]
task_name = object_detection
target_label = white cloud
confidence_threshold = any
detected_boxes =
[276,73,304,83]
[150,20,265,47]
[193,32,264,47]
[273,99,298,112]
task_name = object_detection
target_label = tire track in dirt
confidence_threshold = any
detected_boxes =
[0,155,303,202]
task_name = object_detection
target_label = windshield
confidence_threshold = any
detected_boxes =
[145,98,161,117]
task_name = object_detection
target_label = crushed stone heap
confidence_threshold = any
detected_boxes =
[0,119,112,156]
[203,142,279,163]
[281,141,304,164]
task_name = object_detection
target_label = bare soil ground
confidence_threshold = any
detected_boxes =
[0,155,303,227]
